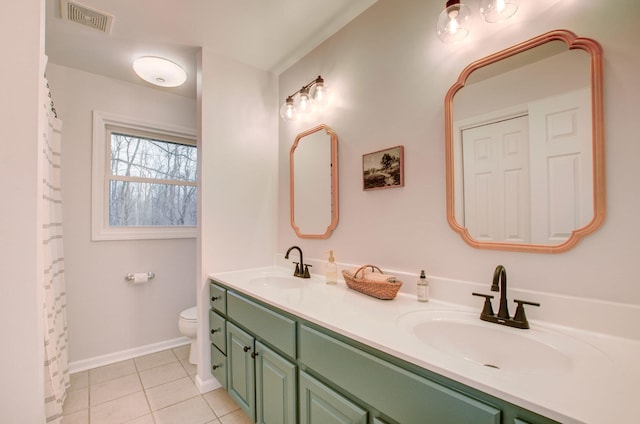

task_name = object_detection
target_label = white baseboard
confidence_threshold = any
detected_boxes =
[69,337,191,374]
[196,374,222,394]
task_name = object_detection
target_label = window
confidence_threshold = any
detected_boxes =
[92,111,197,240]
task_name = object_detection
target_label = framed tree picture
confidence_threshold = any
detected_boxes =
[362,145,404,191]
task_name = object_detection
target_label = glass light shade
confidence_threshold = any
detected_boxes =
[280,99,296,121]
[310,82,329,110]
[133,56,187,87]
[296,88,313,116]
[436,0,472,44]
[479,0,519,23]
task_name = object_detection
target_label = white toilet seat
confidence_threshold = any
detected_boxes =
[180,306,197,321]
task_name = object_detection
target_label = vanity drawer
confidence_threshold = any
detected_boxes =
[300,325,500,424]
[209,310,226,353]
[227,291,296,358]
[209,282,227,314]
[210,343,227,389]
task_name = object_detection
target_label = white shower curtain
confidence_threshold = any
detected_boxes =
[42,76,70,423]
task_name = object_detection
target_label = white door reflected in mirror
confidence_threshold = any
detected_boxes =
[445,30,605,253]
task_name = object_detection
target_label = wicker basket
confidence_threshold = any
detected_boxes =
[342,265,403,300]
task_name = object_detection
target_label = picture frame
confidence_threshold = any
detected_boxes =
[362,145,404,191]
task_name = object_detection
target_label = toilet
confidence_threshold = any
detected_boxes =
[178,306,198,365]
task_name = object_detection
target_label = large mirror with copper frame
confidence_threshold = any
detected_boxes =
[290,124,339,239]
[445,30,605,253]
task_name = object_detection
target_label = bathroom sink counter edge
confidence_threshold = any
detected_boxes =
[210,266,639,424]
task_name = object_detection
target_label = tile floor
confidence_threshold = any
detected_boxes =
[61,345,252,424]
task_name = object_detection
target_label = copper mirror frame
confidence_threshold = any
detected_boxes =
[290,124,339,239]
[444,30,605,253]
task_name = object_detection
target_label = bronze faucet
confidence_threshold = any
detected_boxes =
[472,265,540,329]
[492,265,510,320]
[284,245,311,278]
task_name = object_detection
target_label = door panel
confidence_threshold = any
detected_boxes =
[227,322,255,421]
[255,341,296,424]
[299,371,367,424]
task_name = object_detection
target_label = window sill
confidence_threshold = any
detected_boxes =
[91,226,198,241]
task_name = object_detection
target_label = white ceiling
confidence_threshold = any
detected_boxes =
[45,0,378,98]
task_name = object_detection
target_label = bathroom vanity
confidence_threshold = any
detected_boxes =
[208,267,638,424]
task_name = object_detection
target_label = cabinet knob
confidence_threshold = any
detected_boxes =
[212,364,220,370]
[210,329,217,334]
[211,296,219,302]
[243,346,251,352]
[251,352,259,359]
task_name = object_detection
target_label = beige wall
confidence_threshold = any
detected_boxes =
[197,49,278,388]
[46,64,198,364]
[0,0,46,421]
[278,0,640,305]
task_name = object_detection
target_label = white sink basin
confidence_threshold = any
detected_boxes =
[397,310,606,375]
[248,274,306,289]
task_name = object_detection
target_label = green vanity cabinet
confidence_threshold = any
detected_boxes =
[299,371,368,424]
[211,283,297,424]
[300,324,500,424]
[209,280,560,424]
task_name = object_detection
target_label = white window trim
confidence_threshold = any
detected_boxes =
[91,110,198,241]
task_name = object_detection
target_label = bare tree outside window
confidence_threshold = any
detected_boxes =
[109,133,197,227]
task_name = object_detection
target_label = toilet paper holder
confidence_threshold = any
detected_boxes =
[124,272,155,282]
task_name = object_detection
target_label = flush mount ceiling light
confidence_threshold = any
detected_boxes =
[436,0,519,44]
[132,56,187,88]
[280,75,328,121]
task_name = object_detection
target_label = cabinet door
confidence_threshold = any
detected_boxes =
[255,341,296,424]
[299,371,367,424]
[227,322,255,421]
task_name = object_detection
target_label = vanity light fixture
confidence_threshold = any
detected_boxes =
[132,56,187,88]
[436,0,518,43]
[280,75,327,121]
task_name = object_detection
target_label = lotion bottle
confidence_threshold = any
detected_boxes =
[326,250,338,284]
[417,270,429,302]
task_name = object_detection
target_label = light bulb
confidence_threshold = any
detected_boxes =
[436,0,472,44]
[479,0,519,23]
[311,86,330,114]
[280,98,296,121]
[296,87,313,117]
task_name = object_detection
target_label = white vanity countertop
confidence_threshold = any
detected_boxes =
[210,266,640,424]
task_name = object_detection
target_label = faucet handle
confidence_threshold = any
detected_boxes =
[292,262,300,276]
[472,292,495,317]
[303,264,312,278]
[513,299,540,329]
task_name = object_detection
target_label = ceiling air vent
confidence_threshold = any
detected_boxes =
[60,0,114,34]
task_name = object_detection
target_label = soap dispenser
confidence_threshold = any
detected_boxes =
[326,250,338,285]
[417,270,429,302]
